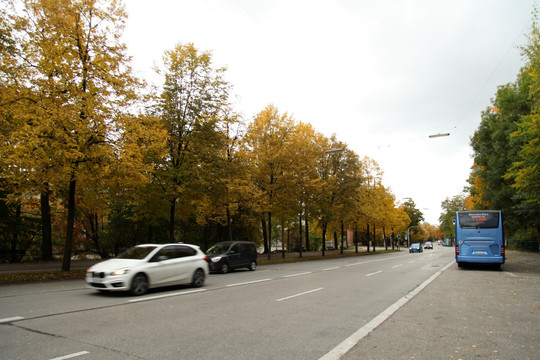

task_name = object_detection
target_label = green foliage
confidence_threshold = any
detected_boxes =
[468,16,540,242]
[439,193,467,240]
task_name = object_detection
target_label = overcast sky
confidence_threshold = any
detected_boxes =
[122,0,534,224]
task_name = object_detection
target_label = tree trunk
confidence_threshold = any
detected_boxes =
[169,198,176,242]
[384,226,388,251]
[267,212,272,260]
[298,215,303,257]
[226,206,233,242]
[281,219,285,259]
[366,224,370,252]
[340,220,344,254]
[62,173,76,272]
[373,224,376,252]
[10,202,21,263]
[40,185,52,261]
[354,225,359,253]
[305,216,310,251]
[321,221,327,256]
[261,217,268,254]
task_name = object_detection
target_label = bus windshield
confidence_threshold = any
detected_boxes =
[458,211,499,229]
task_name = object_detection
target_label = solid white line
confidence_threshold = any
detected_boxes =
[276,288,324,302]
[319,260,454,360]
[226,279,272,287]
[0,316,25,323]
[128,289,206,303]
[392,264,403,268]
[49,351,89,360]
[283,272,312,278]
[365,270,382,277]
[323,267,340,271]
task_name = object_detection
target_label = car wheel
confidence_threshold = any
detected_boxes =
[130,273,149,296]
[248,261,257,271]
[192,269,205,288]
[221,263,230,274]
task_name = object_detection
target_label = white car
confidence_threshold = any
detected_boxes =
[86,243,208,296]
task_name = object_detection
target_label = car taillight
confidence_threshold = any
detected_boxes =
[203,256,208,263]
[455,244,459,256]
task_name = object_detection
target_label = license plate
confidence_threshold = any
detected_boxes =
[473,250,487,255]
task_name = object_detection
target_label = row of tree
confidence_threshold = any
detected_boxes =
[439,16,540,251]
[1,0,431,269]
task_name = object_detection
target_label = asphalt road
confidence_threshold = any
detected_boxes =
[0,247,538,360]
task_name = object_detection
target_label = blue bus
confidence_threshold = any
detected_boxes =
[455,210,505,268]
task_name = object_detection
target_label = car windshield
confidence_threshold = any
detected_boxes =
[116,246,157,260]
[412,244,420,248]
[207,243,231,254]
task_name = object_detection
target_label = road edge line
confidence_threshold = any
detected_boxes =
[319,260,455,360]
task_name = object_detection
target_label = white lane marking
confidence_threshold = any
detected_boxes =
[323,267,340,271]
[392,264,403,268]
[319,260,454,360]
[276,288,324,302]
[283,272,312,278]
[408,260,416,264]
[0,316,25,323]
[49,351,89,360]
[226,279,272,287]
[505,272,518,277]
[128,289,206,303]
[345,255,407,267]
[366,270,382,277]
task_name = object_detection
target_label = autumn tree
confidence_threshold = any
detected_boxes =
[10,0,141,271]
[504,18,540,239]
[152,43,230,243]
[243,105,298,257]
[439,193,467,243]
[400,198,424,245]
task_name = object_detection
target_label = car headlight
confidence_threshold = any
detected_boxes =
[111,269,129,276]
[211,257,222,263]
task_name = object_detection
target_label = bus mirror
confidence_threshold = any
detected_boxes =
[452,219,456,225]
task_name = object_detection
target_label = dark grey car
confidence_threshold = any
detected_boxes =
[206,241,258,274]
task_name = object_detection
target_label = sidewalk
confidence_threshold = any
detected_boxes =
[340,250,540,360]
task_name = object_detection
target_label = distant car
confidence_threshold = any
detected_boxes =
[206,241,258,273]
[424,241,433,249]
[409,243,423,253]
[86,243,208,296]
